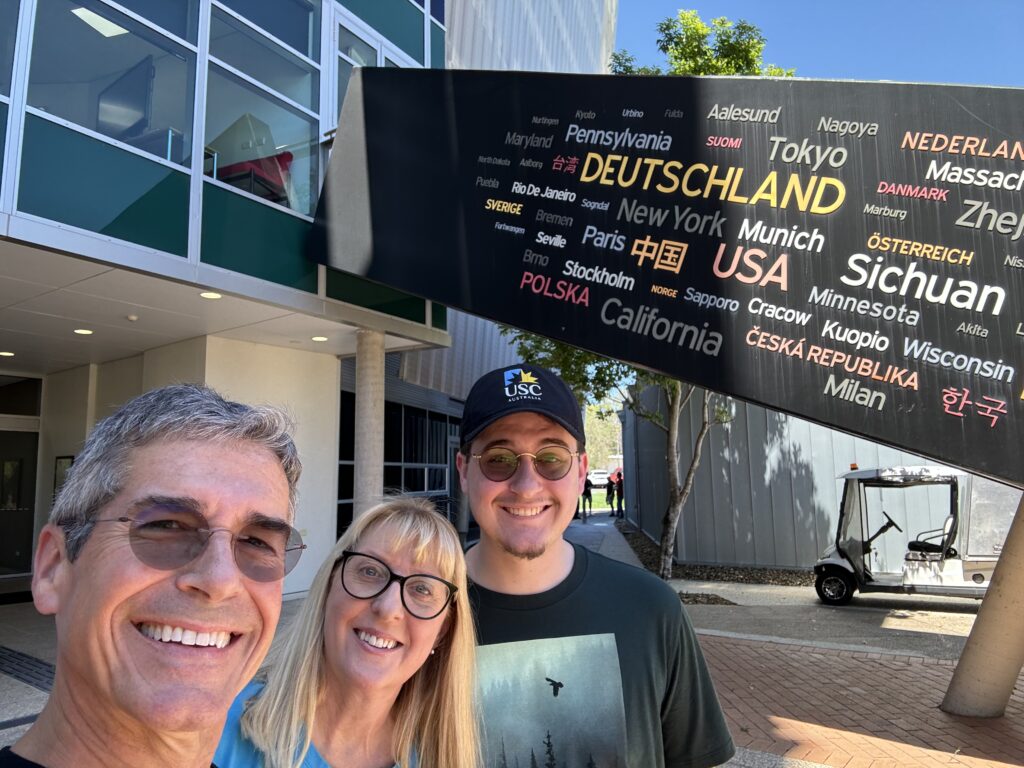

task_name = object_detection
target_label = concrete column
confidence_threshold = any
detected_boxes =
[353,329,385,518]
[941,494,1024,716]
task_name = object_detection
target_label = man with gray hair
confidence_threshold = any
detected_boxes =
[0,384,305,768]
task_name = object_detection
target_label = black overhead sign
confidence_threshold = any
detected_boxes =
[314,68,1024,487]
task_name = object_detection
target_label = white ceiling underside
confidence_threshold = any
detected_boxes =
[0,238,425,376]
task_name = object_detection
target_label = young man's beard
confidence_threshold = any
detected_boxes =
[501,537,547,561]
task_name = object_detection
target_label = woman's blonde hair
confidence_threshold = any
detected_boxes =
[241,497,479,768]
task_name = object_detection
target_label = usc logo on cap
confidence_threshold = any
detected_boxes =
[503,368,543,399]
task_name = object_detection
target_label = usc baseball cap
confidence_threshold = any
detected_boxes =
[460,364,585,449]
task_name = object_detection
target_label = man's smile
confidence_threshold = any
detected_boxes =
[135,622,236,649]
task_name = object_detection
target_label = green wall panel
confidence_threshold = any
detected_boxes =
[19,116,189,256]
[430,21,444,69]
[342,0,424,63]
[431,301,447,330]
[0,102,7,188]
[201,182,317,292]
[326,267,425,323]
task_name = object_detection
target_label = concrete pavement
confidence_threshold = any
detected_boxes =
[4,513,1023,767]
[564,513,1024,768]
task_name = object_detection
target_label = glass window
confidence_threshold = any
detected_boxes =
[430,20,444,69]
[340,0,422,63]
[0,0,20,96]
[116,0,199,42]
[404,407,427,462]
[337,502,353,536]
[428,413,447,463]
[430,0,444,25]
[204,64,318,215]
[403,467,425,493]
[384,465,402,490]
[428,468,445,492]
[339,24,375,66]
[336,57,353,116]
[210,8,318,111]
[339,391,355,461]
[384,401,402,462]
[217,0,320,61]
[337,463,353,500]
[28,0,195,165]
[337,24,375,116]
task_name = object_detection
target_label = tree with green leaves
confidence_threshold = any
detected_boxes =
[610,10,793,77]
[585,401,623,472]
[504,9,792,579]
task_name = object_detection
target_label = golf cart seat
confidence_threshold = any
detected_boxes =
[907,513,958,558]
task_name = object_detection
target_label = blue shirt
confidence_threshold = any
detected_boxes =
[215,681,412,768]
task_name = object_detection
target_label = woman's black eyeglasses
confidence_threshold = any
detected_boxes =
[338,550,456,620]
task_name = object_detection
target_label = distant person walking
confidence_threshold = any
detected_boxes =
[606,475,616,514]
[615,471,625,518]
[582,477,593,515]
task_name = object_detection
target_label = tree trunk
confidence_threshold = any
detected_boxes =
[659,388,713,580]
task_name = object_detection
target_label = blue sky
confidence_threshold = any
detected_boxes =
[614,1,1023,87]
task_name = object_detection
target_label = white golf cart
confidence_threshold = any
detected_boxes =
[813,466,1018,606]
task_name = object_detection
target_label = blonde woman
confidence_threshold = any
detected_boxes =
[216,497,479,768]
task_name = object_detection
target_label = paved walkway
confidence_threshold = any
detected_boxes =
[566,513,1024,768]
[4,513,1023,767]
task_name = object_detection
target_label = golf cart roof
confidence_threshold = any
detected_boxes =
[840,465,965,483]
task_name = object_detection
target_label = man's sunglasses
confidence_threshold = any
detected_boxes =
[471,445,578,482]
[90,504,306,582]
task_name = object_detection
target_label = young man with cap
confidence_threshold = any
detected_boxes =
[456,364,734,768]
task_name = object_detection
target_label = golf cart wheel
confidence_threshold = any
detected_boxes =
[815,570,855,606]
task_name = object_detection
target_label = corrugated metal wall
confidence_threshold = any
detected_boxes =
[447,0,617,74]
[627,389,958,570]
[400,311,520,402]
[343,354,464,415]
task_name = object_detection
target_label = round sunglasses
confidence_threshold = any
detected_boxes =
[471,445,578,482]
[90,503,305,582]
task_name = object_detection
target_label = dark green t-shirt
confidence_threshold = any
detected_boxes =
[0,748,43,768]
[470,543,735,768]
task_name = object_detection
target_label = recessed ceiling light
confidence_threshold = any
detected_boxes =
[311,336,329,342]
[71,8,128,37]
[74,329,94,335]
[200,291,223,300]
[0,351,14,357]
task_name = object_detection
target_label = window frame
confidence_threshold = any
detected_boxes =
[203,0,322,221]
[324,3,419,141]
[23,0,200,171]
